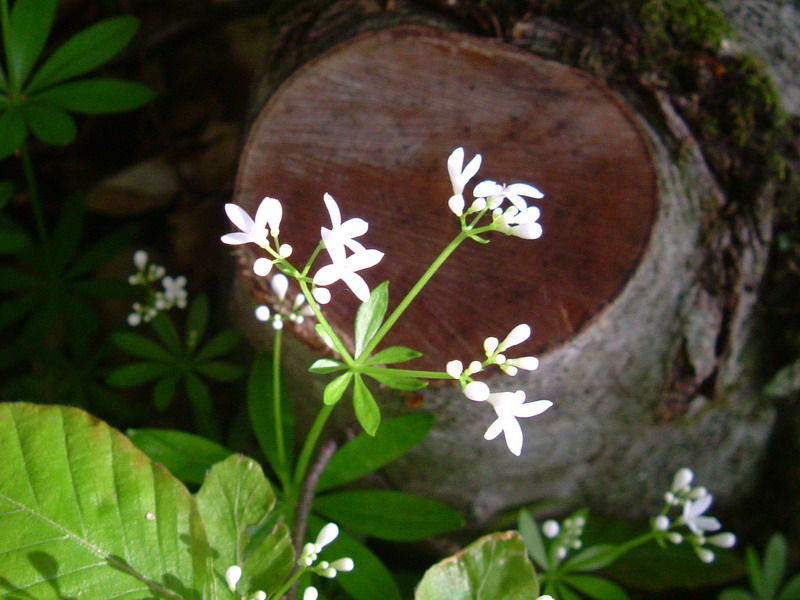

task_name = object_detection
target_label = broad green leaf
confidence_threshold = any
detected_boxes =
[518,509,549,569]
[0,402,214,598]
[241,519,294,597]
[127,427,232,485]
[764,360,800,397]
[0,107,27,158]
[778,573,800,600]
[107,361,173,387]
[719,589,757,600]
[415,531,538,600]
[323,372,353,406]
[317,412,435,492]
[367,345,422,364]
[763,534,788,600]
[248,351,293,484]
[33,78,156,113]
[187,294,209,346]
[563,574,629,600]
[564,543,620,572]
[308,514,402,600]
[151,311,182,352]
[112,330,173,361]
[23,102,77,145]
[366,368,427,391]
[354,280,388,356]
[353,374,380,435]
[314,490,463,541]
[196,360,244,382]
[196,454,292,596]
[26,16,140,93]
[309,358,346,374]
[7,0,58,86]
[196,329,240,361]
[153,373,179,411]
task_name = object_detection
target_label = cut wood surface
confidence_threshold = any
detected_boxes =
[234,26,657,369]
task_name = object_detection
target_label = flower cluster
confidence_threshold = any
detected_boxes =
[446,324,552,456]
[542,514,586,561]
[254,274,315,330]
[299,523,355,578]
[447,147,544,240]
[651,468,736,563]
[126,250,187,326]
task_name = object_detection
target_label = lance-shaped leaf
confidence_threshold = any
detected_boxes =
[195,455,293,597]
[33,79,156,114]
[352,374,380,435]
[354,280,388,356]
[0,402,214,599]
[7,0,58,86]
[415,531,539,600]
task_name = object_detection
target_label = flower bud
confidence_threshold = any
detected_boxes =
[671,468,694,492]
[225,565,242,592]
[542,520,560,539]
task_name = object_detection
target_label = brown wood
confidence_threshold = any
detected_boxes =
[234,26,657,370]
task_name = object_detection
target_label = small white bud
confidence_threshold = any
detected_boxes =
[272,317,284,330]
[500,365,519,376]
[689,486,708,500]
[225,565,242,592]
[253,592,267,600]
[483,337,499,355]
[316,523,339,549]
[469,197,486,213]
[500,324,531,350]
[467,360,483,375]
[671,468,694,492]
[696,547,715,563]
[448,194,465,216]
[537,596,556,600]
[495,353,506,364]
[654,515,670,531]
[133,250,148,269]
[508,356,539,371]
[465,381,490,402]
[707,532,736,548]
[312,287,331,305]
[542,520,560,539]
[255,306,271,322]
[446,360,463,379]
[270,274,289,300]
[303,587,319,600]
[555,546,567,559]
[331,557,355,572]
[127,312,142,327]
[667,532,683,544]
[279,243,293,258]
[253,258,272,277]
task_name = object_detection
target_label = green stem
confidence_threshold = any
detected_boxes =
[19,141,48,246]
[272,326,292,493]
[269,566,307,600]
[292,403,335,489]
[360,230,469,358]
[298,278,353,364]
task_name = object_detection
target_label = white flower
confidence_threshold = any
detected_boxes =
[225,565,242,592]
[221,197,283,246]
[162,275,187,309]
[473,180,543,212]
[133,250,148,269]
[671,468,694,493]
[495,205,543,240]
[312,287,332,305]
[313,249,384,302]
[447,147,482,216]
[542,520,560,539]
[679,494,721,536]
[480,391,553,456]
[320,193,369,263]
[303,587,319,600]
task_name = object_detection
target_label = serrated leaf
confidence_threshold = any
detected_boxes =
[309,358,346,374]
[107,361,173,387]
[308,514,402,600]
[112,330,172,361]
[0,402,214,598]
[353,374,380,435]
[314,490,463,541]
[7,0,58,86]
[26,16,140,93]
[195,454,291,595]
[323,372,353,406]
[518,509,549,570]
[367,368,427,391]
[415,531,538,600]
[317,412,435,492]
[367,345,422,364]
[33,78,156,113]
[127,427,232,485]
[23,102,77,145]
[354,280,388,356]
[563,574,629,600]
[0,107,27,158]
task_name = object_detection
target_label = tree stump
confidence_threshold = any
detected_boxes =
[231,12,775,522]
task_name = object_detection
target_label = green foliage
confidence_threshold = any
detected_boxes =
[354,280,389,357]
[0,1,156,157]
[719,534,800,600]
[415,531,539,600]
[108,294,243,438]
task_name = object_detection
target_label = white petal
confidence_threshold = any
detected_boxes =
[502,324,531,349]
[221,232,253,245]
[461,153,482,187]
[507,182,544,199]
[487,391,525,409]
[346,248,384,272]
[253,258,273,277]
[447,147,465,193]
[671,468,694,492]
[514,399,553,419]
[511,222,543,240]
[505,192,528,211]
[465,381,490,401]
[260,197,283,233]
[270,274,289,300]
[313,263,345,287]
[225,203,254,233]
[473,180,501,198]
[448,194,465,216]
[312,287,331,304]
[501,416,523,456]
[316,523,339,548]
[483,417,504,441]
[342,271,371,302]
[695,516,721,532]
[323,193,341,227]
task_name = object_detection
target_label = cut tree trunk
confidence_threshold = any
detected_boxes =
[230,4,775,523]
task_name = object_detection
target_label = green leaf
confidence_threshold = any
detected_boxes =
[112,330,172,361]
[196,454,292,596]
[763,534,788,600]
[367,368,427,391]
[367,345,423,364]
[323,371,353,406]
[563,574,629,600]
[354,280,388,356]
[308,514,402,600]
[247,351,293,484]
[0,220,32,253]
[186,373,218,439]
[107,361,173,387]
[415,531,538,600]
[778,573,800,600]
[309,357,346,374]
[749,545,767,599]
[0,64,7,92]
[127,427,232,485]
[518,509,549,570]
[0,265,41,290]
[764,360,800,397]
[187,293,209,344]
[314,490,464,541]
[153,373,179,411]
[317,412,435,492]
[26,16,140,93]
[0,402,214,598]
[67,222,137,277]
[151,311,182,352]
[564,543,620,572]
[33,78,156,113]
[196,329,240,361]
[50,194,84,270]
[0,107,27,158]
[353,374,380,435]
[196,360,244,382]
[7,0,58,86]
[720,589,757,600]
[555,581,584,600]
[23,102,77,145]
